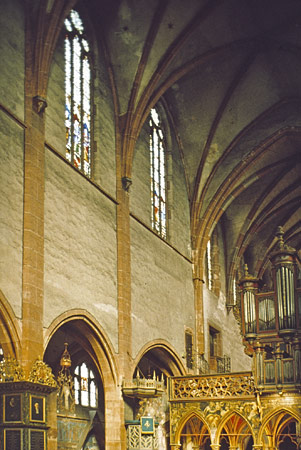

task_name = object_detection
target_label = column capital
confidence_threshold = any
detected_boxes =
[210,445,220,450]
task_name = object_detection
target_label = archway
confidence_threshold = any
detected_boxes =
[44,314,118,450]
[180,415,211,450]
[125,342,185,450]
[260,410,301,450]
[218,412,254,450]
[0,290,21,360]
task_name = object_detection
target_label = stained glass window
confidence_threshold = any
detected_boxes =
[206,240,212,290]
[74,362,98,408]
[233,277,237,304]
[65,10,91,177]
[149,107,167,239]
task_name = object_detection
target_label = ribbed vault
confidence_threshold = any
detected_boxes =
[39,0,301,291]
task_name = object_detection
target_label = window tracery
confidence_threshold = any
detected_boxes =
[65,9,92,177]
[149,107,167,239]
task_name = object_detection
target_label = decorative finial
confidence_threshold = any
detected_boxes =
[244,264,249,278]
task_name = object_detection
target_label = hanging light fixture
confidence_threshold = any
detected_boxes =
[57,343,75,413]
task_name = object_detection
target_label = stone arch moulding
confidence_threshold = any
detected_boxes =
[132,339,186,378]
[44,309,118,387]
[0,289,21,360]
[258,406,301,444]
[173,410,212,446]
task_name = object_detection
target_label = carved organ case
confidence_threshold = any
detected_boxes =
[239,227,301,393]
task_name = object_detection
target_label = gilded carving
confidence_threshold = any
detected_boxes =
[171,373,255,400]
[169,402,201,437]
[169,398,263,442]
[28,358,57,387]
[0,356,25,382]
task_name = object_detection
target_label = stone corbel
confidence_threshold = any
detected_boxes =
[122,176,132,192]
[33,95,48,115]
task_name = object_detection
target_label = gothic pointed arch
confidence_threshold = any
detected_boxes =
[132,339,186,379]
[216,410,254,450]
[259,408,301,450]
[44,309,118,385]
[173,411,211,450]
[44,310,119,450]
[123,341,185,450]
[0,289,21,360]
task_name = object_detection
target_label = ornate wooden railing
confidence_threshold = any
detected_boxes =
[169,372,256,401]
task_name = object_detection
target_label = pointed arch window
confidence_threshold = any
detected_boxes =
[206,240,213,290]
[149,107,167,239]
[74,362,98,408]
[65,10,92,177]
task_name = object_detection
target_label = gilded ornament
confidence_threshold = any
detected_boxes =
[28,358,57,387]
[0,356,25,382]
[171,373,255,400]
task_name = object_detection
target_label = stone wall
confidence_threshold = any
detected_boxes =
[0,0,25,318]
[203,284,251,372]
[0,0,24,121]
[0,111,24,318]
[44,150,118,348]
[131,219,194,358]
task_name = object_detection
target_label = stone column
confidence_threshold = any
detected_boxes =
[115,140,133,450]
[116,181,132,379]
[211,230,221,297]
[193,248,205,359]
[22,79,46,376]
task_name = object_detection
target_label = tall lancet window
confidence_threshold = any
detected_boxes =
[149,107,167,239]
[65,10,92,177]
[206,240,213,290]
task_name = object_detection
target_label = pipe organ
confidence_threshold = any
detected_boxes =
[239,227,301,393]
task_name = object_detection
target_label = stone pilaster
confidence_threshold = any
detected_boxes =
[22,81,46,375]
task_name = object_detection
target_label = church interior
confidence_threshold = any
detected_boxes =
[0,0,300,449]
